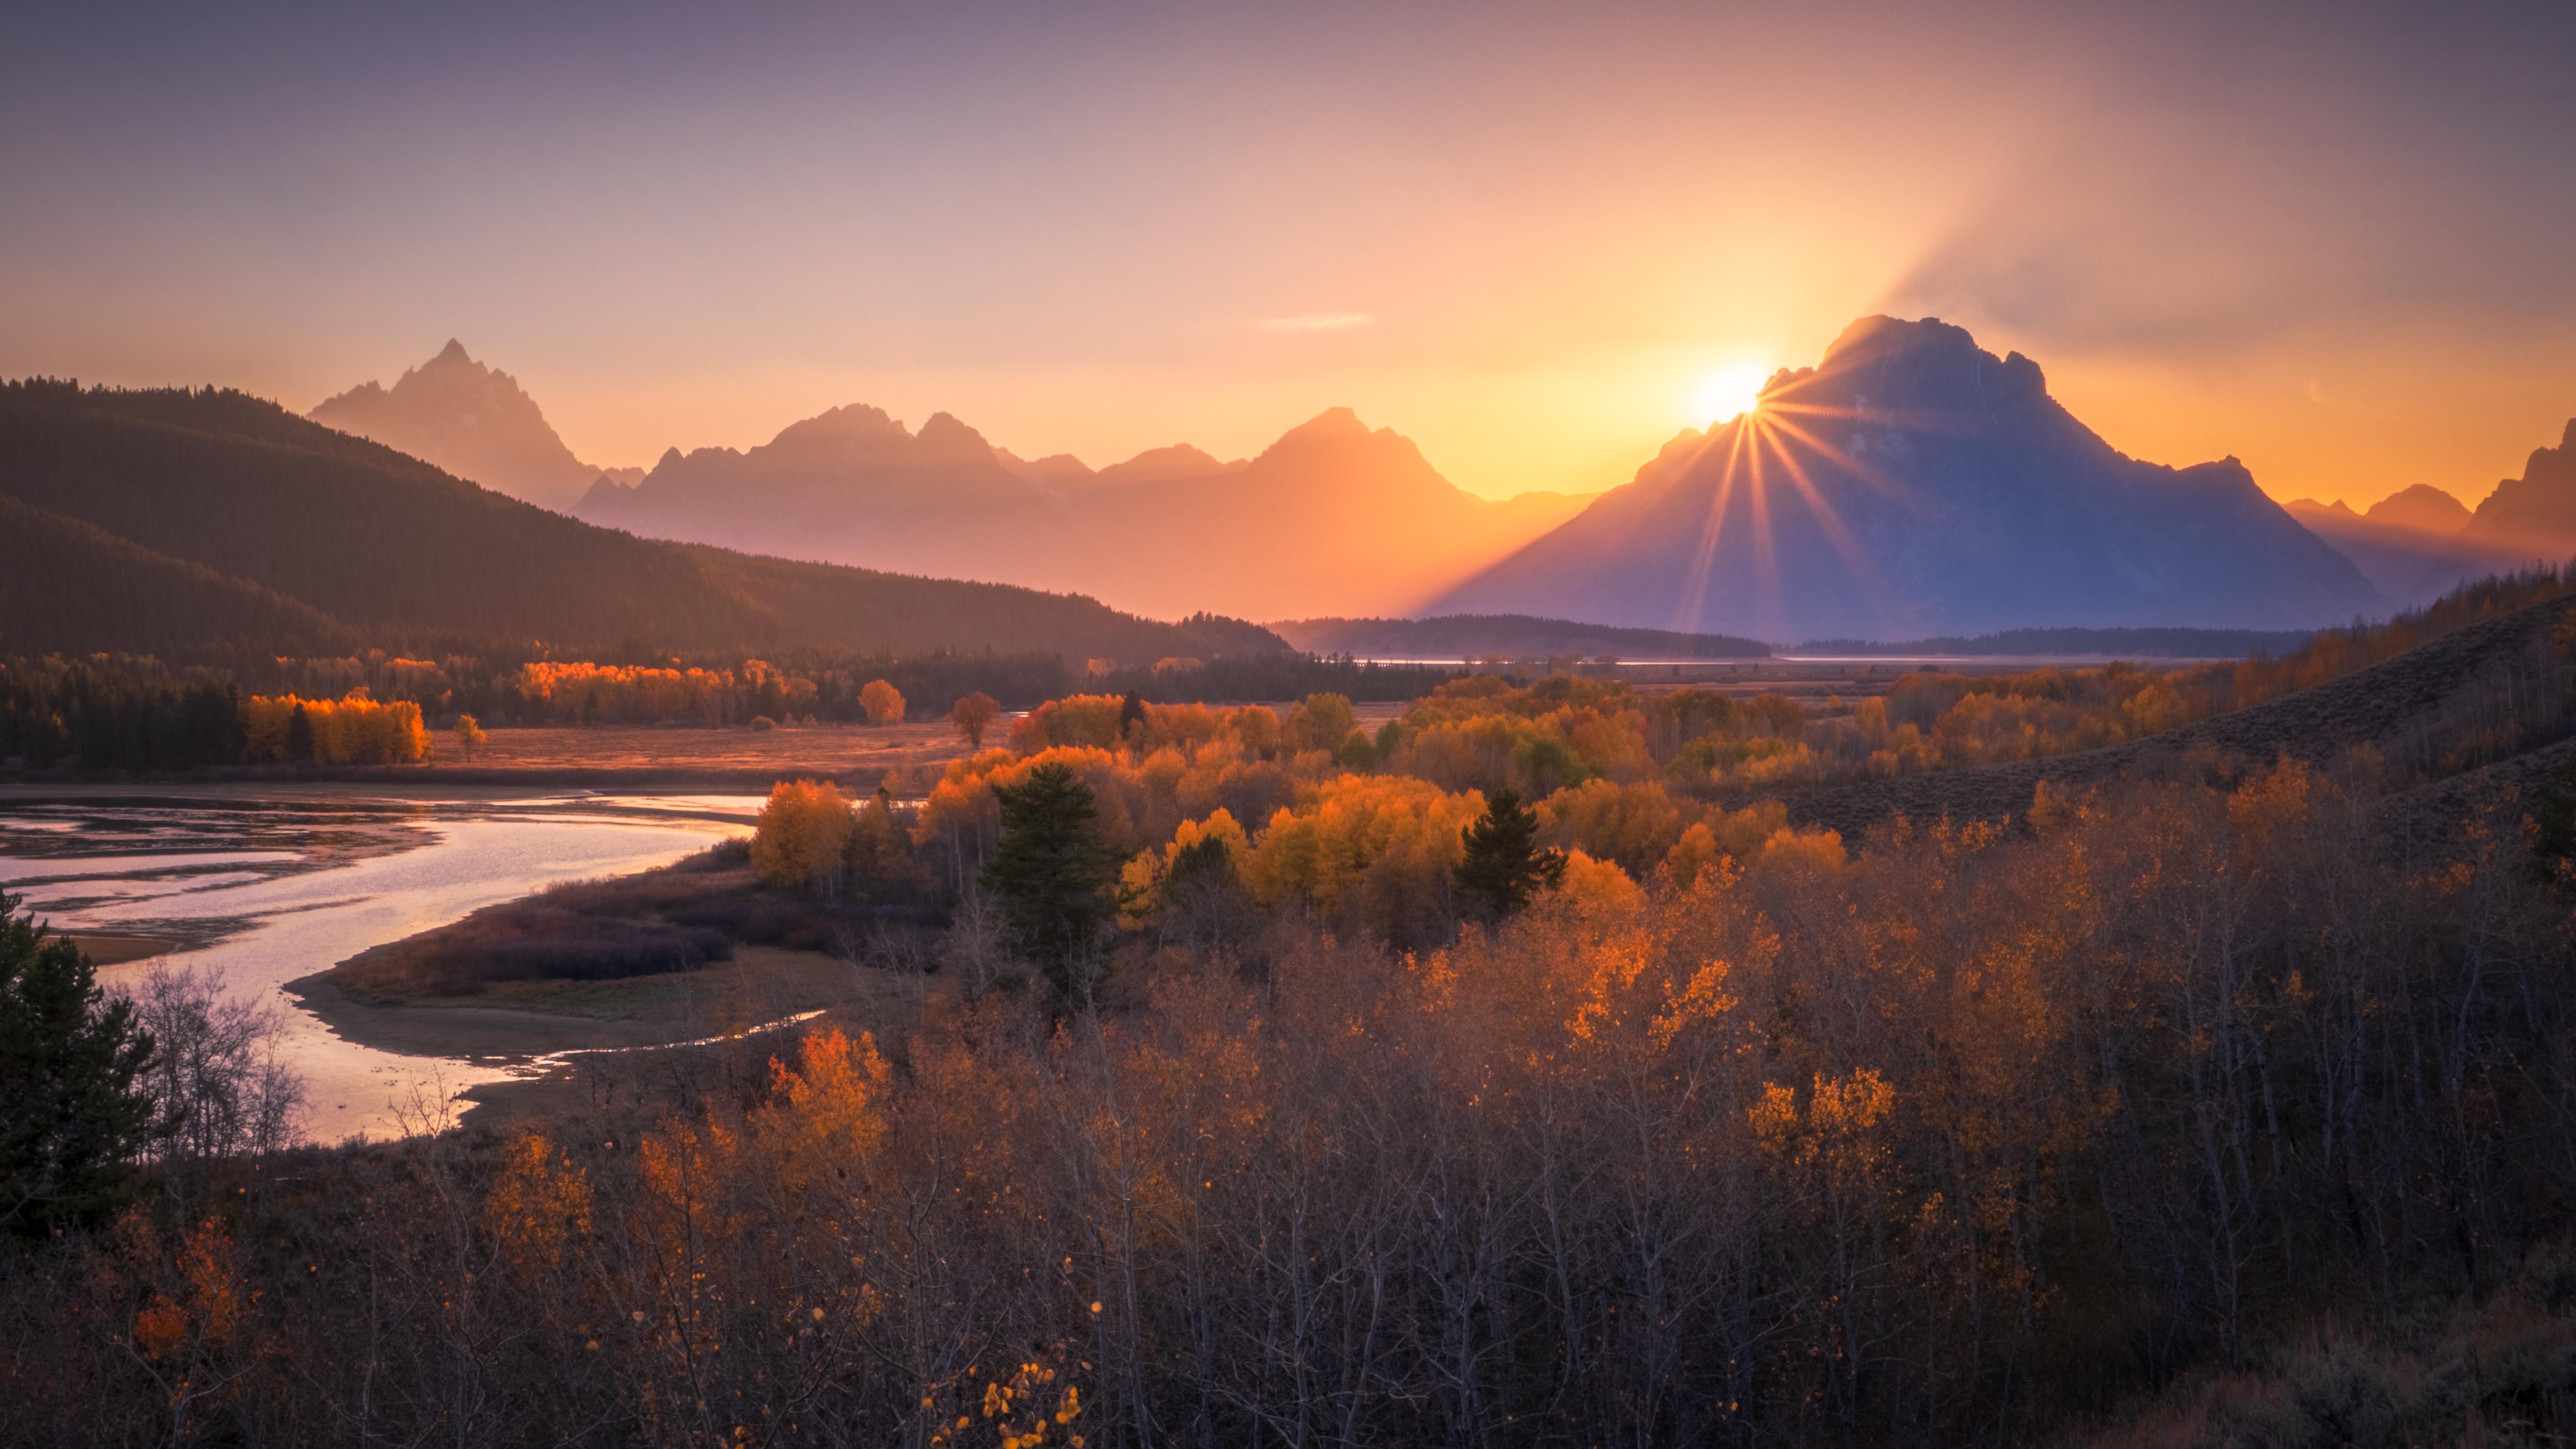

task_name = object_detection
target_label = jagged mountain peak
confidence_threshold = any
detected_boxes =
[308,341,615,510]
[1435,315,2382,640]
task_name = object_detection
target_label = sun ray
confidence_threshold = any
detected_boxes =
[1759,409,1920,511]
[1668,418,1748,636]
[1758,414,1914,632]
[1741,418,1787,645]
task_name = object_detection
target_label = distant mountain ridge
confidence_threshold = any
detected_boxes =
[1272,614,1770,660]
[309,341,637,510]
[0,378,1284,666]
[1433,316,2386,641]
[2279,497,2532,608]
[2276,423,2576,608]
[574,400,1595,619]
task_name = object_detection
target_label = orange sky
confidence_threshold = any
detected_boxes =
[5,3,2571,510]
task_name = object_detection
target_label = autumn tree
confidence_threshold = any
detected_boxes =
[750,780,855,894]
[858,678,906,726]
[982,761,1118,1003]
[0,890,167,1234]
[1453,787,1565,919]
[948,691,1001,749]
[451,712,485,763]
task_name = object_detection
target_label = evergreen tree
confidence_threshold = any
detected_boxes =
[1117,690,1147,743]
[1453,788,1566,920]
[982,762,1118,1004]
[286,702,316,763]
[0,890,167,1234]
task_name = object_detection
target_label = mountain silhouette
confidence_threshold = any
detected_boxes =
[1432,316,2385,641]
[2367,483,2474,534]
[576,401,1590,619]
[0,378,1281,665]
[2462,419,2576,562]
[309,341,628,510]
[2280,496,2532,609]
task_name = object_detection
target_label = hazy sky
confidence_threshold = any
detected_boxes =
[5,1,2572,507]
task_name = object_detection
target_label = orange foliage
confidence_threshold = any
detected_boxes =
[242,691,428,764]
[751,779,855,891]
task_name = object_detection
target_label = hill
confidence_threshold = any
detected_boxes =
[0,379,1284,665]
[1271,613,1769,659]
[1782,580,2576,836]
[309,341,636,510]
[1433,315,2385,641]
[573,399,1593,619]
[0,494,350,661]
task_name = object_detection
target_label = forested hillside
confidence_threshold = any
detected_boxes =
[0,379,1281,665]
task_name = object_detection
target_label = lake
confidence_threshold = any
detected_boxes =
[0,787,762,1143]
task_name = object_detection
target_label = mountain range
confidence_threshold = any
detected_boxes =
[309,341,642,510]
[300,341,1593,621]
[0,379,1280,666]
[297,329,2576,642]
[573,403,1593,620]
[2279,422,2576,608]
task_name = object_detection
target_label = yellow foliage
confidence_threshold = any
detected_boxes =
[483,1131,595,1271]
[1281,693,1357,755]
[1757,825,1846,874]
[859,678,906,724]
[762,1029,891,1194]
[1244,774,1483,931]
[242,692,429,764]
[1547,848,1643,920]
[1540,778,1684,875]
[1010,694,1125,752]
[1118,809,1250,927]
[751,780,854,891]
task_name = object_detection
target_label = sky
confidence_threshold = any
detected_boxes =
[4,1,2573,509]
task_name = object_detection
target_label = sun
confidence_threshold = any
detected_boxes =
[1691,365,1769,426]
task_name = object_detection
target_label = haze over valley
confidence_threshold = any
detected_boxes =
[9,6,2576,1447]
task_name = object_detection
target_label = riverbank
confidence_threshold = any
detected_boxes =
[0,721,978,790]
[276,841,955,1130]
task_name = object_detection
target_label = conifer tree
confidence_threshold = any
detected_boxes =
[982,762,1118,1003]
[1453,788,1566,919]
[0,890,167,1235]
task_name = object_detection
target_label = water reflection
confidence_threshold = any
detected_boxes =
[0,788,760,1143]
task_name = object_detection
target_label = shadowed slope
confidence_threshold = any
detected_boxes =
[1437,316,2384,641]
[0,494,351,659]
[1783,587,2576,836]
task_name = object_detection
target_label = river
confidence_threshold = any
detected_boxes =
[0,787,762,1143]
